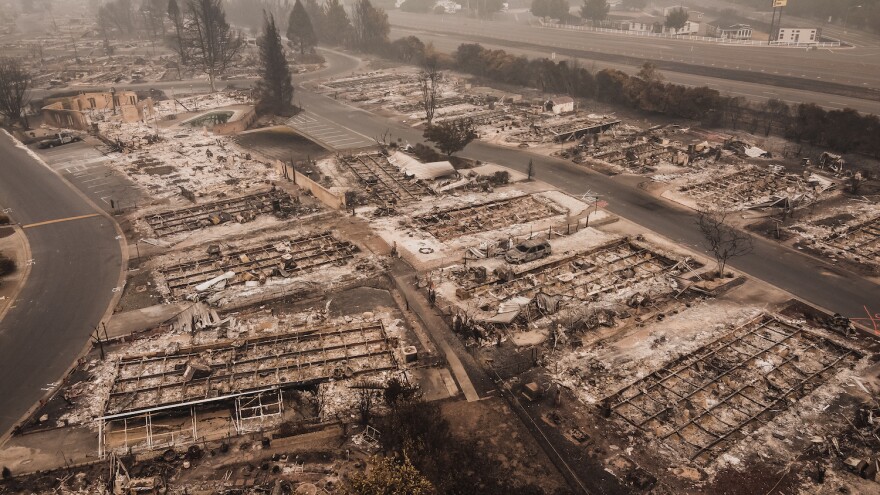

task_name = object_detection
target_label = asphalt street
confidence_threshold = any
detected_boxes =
[0,133,122,436]
[392,26,880,115]
[297,50,880,322]
[388,11,880,89]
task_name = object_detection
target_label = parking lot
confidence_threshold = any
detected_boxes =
[36,141,144,211]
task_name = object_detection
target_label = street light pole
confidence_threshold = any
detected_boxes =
[844,5,862,33]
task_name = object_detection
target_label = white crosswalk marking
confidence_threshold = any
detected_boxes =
[286,111,374,150]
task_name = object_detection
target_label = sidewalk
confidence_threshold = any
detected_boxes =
[389,261,481,402]
[0,224,30,322]
[0,426,98,475]
[104,301,192,340]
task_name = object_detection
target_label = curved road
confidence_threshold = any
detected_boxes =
[0,50,359,437]
[0,133,122,436]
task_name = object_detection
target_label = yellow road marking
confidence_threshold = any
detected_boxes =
[22,213,100,229]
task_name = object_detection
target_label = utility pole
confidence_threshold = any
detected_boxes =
[768,7,777,44]
[768,0,787,44]
[844,5,863,34]
[69,23,79,62]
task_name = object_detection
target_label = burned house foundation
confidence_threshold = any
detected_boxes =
[144,189,306,237]
[97,319,398,457]
[604,313,860,465]
[158,231,359,299]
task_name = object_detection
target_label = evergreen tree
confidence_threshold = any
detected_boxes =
[322,0,351,46]
[423,118,478,157]
[255,12,294,114]
[665,7,689,31]
[287,0,317,55]
[580,0,608,22]
[303,0,323,28]
[351,0,389,52]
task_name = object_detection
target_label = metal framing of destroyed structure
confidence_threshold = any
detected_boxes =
[103,321,396,415]
[323,73,412,90]
[466,239,683,303]
[158,231,358,297]
[395,95,479,114]
[97,321,397,457]
[414,194,561,241]
[824,215,880,264]
[341,153,434,205]
[541,119,621,143]
[144,190,300,237]
[592,140,683,168]
[604,313,859,465]
[678,166,828,210]
[97,388,283,459]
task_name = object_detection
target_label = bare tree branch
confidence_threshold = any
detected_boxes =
[418,55,442,125]
[0,57,33,129]
[184,0,243,92]
[696,208,753,278]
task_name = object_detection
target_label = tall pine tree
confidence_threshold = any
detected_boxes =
[303,0,323,33]
[287,0,317,55]
[322,0,351,46]
[351,0,389,52]
[255,12,294,115]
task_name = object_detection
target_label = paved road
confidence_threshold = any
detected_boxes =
[0,133,122,436]
[293,55,880,320]
[393,26,880,115]
[388,11,880,89]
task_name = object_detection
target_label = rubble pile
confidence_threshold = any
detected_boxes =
[141,188,319,239]
[434,237,697,344]
[674,164,834,210]
[153,230,365,302]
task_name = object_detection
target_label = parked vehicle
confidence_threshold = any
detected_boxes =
[38,133,81,149]
[505,238,552,264]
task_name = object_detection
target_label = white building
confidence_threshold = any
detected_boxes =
[712,23,753,40]
[546,96,575,115]
[619,15,660,33]
[666,19,700,36]
[776,27,820,43]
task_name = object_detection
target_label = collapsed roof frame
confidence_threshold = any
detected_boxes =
[144,190,299,237]
[102,321,397,417]
[604,313,860,464]
[97,387,283,459]
[341,152,434,205]
[824,214,880,262]
[158,231,358,297]
[413,194,560,241]
[323,73,411,90]
[466,238,682,302]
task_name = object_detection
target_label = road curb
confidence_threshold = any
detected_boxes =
[0,133,130,449]
[0,224,33,324]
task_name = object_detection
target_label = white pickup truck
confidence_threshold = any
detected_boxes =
[38,132,82,149]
